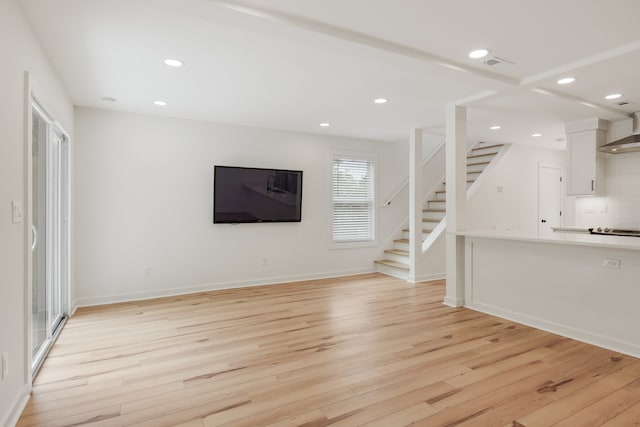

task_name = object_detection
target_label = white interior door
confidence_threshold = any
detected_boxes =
[539,163,563,237]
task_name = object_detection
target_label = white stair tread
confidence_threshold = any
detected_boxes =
[472,144,504,151]
[467,152,499,159]
[384,249,408,256]
[374,259,410,270]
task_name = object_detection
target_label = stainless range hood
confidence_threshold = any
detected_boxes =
[599,112,640,154]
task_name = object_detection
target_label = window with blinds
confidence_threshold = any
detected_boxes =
[332,156,375,243]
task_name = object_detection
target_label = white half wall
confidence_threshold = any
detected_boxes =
[73,108,407,306]
[0,1,74,426]
[465,236,640,358]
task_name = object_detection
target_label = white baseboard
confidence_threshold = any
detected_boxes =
[1,385,30,427]
[73,268,376,308]
[466,301,640,359]
[408,272,445,284]
[443,295,464,308]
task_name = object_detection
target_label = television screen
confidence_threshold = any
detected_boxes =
[214,166,303,223]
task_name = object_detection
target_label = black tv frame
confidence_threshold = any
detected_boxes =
[213,165,303,224]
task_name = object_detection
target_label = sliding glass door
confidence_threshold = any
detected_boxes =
[31,102,69,374]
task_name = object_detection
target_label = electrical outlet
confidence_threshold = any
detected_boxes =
[144,267,153,278]
[261,257,269,267]
[602,258,620,269]
[1,352,8,379]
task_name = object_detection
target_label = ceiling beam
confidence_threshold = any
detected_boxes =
[209,0,520,86]
[530,87,631,119]
[520,40,640,88]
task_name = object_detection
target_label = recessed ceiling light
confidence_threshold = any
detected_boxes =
[468,49,490,59]
[164,59,183,67]
[100,97,116,102]
[490,125,501,130]
[605,93,623,100]
[319,122,331,127]
[557,77,576,85]
[374,98,388,104]
[531,133,542,137]
[154,101,168,106]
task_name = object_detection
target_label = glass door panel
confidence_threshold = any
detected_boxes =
[50,130,65,333]
[32,110,48,361]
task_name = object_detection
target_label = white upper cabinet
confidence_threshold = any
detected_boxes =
[565,118,608,196]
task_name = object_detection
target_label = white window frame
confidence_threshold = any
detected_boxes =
[329,152,377,249]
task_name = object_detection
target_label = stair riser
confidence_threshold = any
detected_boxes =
[428,200,445,210]
[402,231,431,240]
[467,152,498,161]
[384,252,409,264]
[467,164,488,173]
[472,147,501,156]
[423,211,445,221]
[434,192,446,201]
[393,241,410,251]
[443,185,474,191]
[376,263,410,280]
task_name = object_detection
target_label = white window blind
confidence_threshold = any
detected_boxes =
[332,157,374,243]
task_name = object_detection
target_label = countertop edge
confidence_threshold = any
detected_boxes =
[456,230,640,251]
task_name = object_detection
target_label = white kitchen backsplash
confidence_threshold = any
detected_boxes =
[575,151,640,229]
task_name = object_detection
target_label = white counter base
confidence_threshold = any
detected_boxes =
[462,233,640,358]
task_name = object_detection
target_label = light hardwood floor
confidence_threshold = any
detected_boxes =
[17,273,640,426]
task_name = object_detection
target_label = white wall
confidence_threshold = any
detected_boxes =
[465,144,566,232]
[73,108,408,306]
[0,1,74,425]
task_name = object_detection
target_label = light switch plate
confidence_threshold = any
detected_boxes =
[11,201,23,223]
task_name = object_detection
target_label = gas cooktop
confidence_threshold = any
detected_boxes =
[589,227,640,237]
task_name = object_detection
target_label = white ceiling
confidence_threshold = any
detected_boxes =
[19,0,640,148]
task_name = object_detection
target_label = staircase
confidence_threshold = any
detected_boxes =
[375,142,505,278]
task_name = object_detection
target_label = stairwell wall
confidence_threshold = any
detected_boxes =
[465,144,566,232]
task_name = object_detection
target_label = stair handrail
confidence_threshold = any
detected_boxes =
[381,138,445,206]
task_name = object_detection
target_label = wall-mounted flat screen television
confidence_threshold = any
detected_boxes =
[214,166,303,223]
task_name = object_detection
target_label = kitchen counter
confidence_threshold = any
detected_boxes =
[457,228,640,251]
